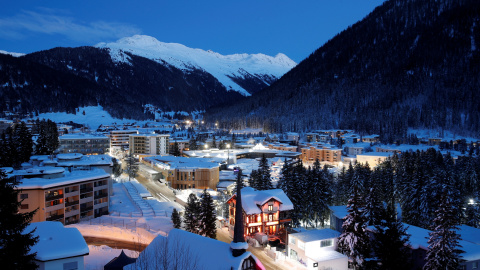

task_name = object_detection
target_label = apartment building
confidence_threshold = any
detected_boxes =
[227,187,293,237]
[300,145,342,163]
[142,156,219,190]
[266,142,298,152]
[17,169,110,225]
[109,129,138,151]
[58,133,110,155]
[129,134,170,156]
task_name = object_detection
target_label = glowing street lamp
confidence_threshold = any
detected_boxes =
[205,144,209,150]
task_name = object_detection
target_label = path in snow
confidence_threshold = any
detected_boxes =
[123,181,156,218]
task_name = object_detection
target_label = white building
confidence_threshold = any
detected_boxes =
[129,134,170,156]
[288,229,348,270]
[26,221,89,270]
[356,152,392,167]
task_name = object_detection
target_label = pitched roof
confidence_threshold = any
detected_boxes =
[230,187,294,215]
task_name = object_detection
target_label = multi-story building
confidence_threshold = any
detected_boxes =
[266,142,298,152]
[142,156,219,190]
[300,145,342,163]
[169,139,189,154]
[109,129,138,151]
[227,187,293,237]
[58,134,110,155]
[16,169,110,225]
[129,134,170,156]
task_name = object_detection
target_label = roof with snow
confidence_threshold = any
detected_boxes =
[16,169,109,189]
[329,205,348,219]
[405,223,480,262]
[290,229,340,242]
[230,187,294,215]
[125,229,264,270]
[56,154,113,167]
[357,152,393,157]
[56,153,83,160]
[144,156,220,170]
[59,133,109,140]
[6,166,65,178]
[26,221,89,262]
[308,250,348,263]
[457,225,480,245]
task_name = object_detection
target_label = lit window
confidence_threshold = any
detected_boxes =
[268,205,273,211]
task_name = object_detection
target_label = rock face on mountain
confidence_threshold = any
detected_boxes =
[0,35,295,119]
[207,0,480,140]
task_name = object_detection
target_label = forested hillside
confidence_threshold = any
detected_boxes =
[207,0,480,141]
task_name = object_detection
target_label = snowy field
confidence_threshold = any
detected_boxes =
[24,105,170,130]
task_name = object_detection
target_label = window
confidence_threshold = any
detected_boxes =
[269,214,273,221]
[268,204,273,211]
[63,261,78,270]
[473,262,478,269]
[289,237,296,245]
[20,193,28,199]
[320,239,333,247]
[20,204,29,209]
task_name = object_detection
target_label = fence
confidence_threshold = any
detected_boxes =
[89,216,150,231]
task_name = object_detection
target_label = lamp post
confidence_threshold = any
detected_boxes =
[227,143,231,165]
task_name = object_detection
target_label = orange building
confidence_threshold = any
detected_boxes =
[227,187,293,237]
[300,145,342,163]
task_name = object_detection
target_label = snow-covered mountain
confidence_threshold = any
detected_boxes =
[96,35,296,96]
[0,50,25,57]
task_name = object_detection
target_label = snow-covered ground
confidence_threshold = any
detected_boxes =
[85,245,137,270]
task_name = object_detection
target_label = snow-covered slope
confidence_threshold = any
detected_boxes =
[0,50,26,57]
[96,35,296,96]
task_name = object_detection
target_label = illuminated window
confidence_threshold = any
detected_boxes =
[268,204,273,211]
[20,204,29,210]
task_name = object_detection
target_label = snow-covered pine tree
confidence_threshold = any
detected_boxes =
[465,204,480,228]
[171,208,182,229]
[184,193,200,234]
[0,171,39,269]
[424,184,464,270]
[257,154,273,190]
[337,170,370,269]
[372,217,412,269]
[199,189,217,238]
[364,185,385,226]
[248,169,259,190]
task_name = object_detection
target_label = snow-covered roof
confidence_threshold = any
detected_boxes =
[7,166,65,178]
[17,169,109,189]
[235,187,294,215]
[59,133,109,140]
[26,221,89,261]
[56,154,113,167]
[405,223,480,261]
[125,229,264,270]
[357,152,393,157]
[329,205,348,219]
[56,153,83,160]
[290,229,340,242]
[144,156,220,170]
[457,225,480,245]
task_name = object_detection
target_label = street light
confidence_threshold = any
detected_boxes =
[205,144,209,150]
[227,143,231,165]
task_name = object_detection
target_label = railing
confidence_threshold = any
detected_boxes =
[95,193,108,199]
[80,187,93,194]
[46,214,64,221]
[80,206,93,213]
[65,200,79,207]
[45,194,63,201]
[65,219,79,225]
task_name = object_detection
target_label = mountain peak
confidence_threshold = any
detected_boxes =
[95,35,296,96]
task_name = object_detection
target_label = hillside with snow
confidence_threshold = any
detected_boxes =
[96,35,296,96]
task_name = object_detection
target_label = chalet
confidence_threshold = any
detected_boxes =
[227,187,293,237]
[288,229,348,270]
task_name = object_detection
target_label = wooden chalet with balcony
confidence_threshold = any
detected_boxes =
[227,187,294,237]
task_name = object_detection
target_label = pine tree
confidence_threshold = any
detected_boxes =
[248,169,259,189]
[465,204,479,228]
[171,208,182,229]
[424,184,464,270]
[189,137,198,150]
[199,189,217,238]
[125,153,138,181]
[372,218,412,269]
[15,122,33,165]
[184,193,200,234]
[364,185,385,226]
[257,155,273,190]
[0,171,39,269]
[337,172,370,269]
[112,158,122,178]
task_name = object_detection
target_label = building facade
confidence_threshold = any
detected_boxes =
[300,145,342,163]
[58,134,110,155]
[129,134,170,156]
[227,187,293,237]
[109,129,138,151]
[17,169,110,225]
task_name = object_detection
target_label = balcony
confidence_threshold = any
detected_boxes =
[45,194,63,201]
[65,200,79,207]
[80,187,93,194]
[80,206,93,213]
[95,193,108,199]
[64,190,79,198]
[46,214,64,221]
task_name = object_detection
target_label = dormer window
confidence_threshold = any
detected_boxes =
[268,204,273,211]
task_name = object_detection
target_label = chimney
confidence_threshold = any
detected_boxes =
[231,168,247,257]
